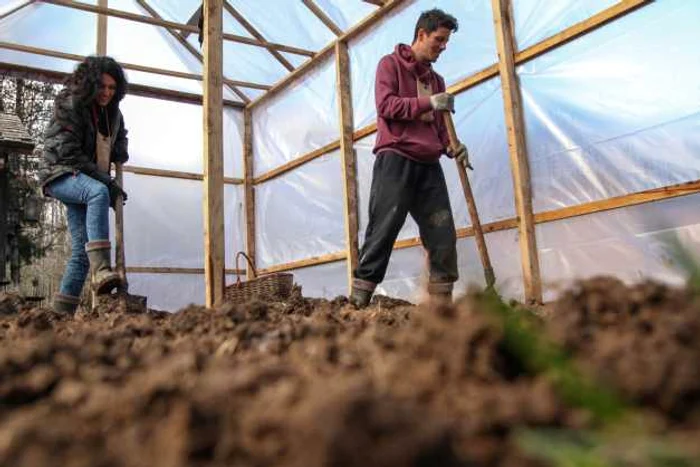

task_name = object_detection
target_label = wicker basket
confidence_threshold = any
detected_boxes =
[224,252,294,304]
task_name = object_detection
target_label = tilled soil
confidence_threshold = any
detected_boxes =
[0,279,699,467]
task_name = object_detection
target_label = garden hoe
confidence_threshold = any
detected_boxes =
[442,111,496,290]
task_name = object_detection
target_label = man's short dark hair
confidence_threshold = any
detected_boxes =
[413,8,458,42]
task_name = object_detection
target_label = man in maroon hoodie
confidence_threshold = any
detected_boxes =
[350,9,468,308]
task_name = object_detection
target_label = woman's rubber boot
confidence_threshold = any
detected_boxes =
[53,293,80,315]
[86,240,123,295]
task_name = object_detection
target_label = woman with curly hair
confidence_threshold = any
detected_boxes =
[39,56,130,315]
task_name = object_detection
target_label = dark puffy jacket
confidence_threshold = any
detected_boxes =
[39,90,129,191]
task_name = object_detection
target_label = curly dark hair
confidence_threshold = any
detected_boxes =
[413,9,459,42]
[63,55,128,109]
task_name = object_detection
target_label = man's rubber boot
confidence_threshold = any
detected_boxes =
[53,293,80,315]
[427,281,453,305]
[350,278,376,309]
[86,240,123,295]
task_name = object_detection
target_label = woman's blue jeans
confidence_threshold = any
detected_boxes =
[47,173,111,297]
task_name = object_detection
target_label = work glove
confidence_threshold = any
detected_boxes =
[449,143,473,170]
[108,179,128,209]
[429,92,455,113]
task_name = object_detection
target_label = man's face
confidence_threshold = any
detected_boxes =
[415,26,452,63]
[97,73,117,107]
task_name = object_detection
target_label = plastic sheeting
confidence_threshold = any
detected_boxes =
[252,55,339,176]
[117,175,244,269]
[537,194,700,302]
[255,151,345,269]
[520,0,700,213]
[127,273,204,311]
[374,227,524,303]
[312,0,377,32]
[449,78,515,224]
[108,0,201,74]
[118,174,203,267]
[226,0,335,52]
[512,0,618,51]
[0,2,96,73]
[120,96,243,178]
[349,0,498,129]
[223,108,244,178]
[119,96,203,173]
[290,261,349,299]
[127,274,240,312]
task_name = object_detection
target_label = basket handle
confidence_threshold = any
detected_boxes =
[235,251,257,282]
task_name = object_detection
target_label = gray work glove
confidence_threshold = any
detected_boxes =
[449,143,473,170]
[429,92,455,113]
[108,179,128,209]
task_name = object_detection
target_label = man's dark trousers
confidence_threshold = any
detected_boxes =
[353,151,458,291]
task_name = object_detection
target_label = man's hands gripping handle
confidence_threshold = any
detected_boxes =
[442,110,473,170]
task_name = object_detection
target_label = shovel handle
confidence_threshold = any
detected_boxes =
[442,112,496,288]
[113,162,128,291]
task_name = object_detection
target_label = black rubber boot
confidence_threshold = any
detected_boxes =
[427,281,453,304]
[350,278,376,309]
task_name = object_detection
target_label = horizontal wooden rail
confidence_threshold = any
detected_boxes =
[253,140,341,184]
[0,61,245,108]
[40,0,315,56]
[123,166,243,185]
[256,179,700,273]
[0,41,269,90]
[127,266,245,275]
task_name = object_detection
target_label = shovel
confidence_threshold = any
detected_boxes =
[442,111,496,289]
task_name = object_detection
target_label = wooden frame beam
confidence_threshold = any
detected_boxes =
[253,140,340,184]
[127,266,245,274]
[491,0,541,304]
[243,108,256,279]
[247,0,406,109]
[302,0,343,36]
[362,0,387,6]
[516,0,652,64]
[223,2,295,72]
[335,40,359,292]
[0,40,269,90]
[96,0,107,55]
[0,61,245,108]
[135,0,249,103]
[39,0,316,57]
[0,0,35,21]
[202,0,225,307]
[258,179,700,274]
[122,165,242,185]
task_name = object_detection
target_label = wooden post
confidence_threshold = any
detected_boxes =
[243,108,256,279]
[335,41,359,293]
[96,0,108,55]
[202,0,225,306]
[491,0,542,304]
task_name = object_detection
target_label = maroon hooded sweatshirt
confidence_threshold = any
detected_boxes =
[373,44,450,164]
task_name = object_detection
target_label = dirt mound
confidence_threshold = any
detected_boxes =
[546,277,700,422]
[0,278,698,466]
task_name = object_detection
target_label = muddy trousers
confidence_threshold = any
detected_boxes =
[353,151,458,289]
